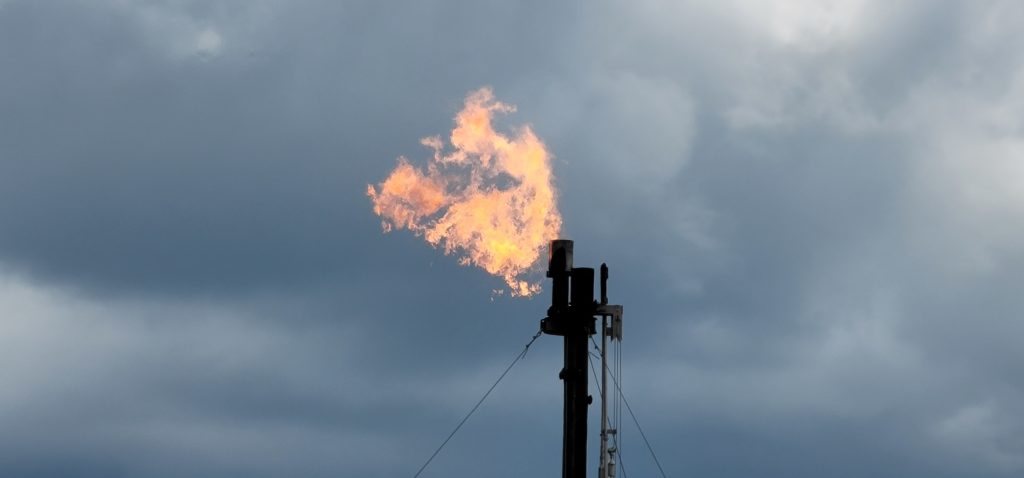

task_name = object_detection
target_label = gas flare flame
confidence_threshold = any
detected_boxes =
[367,87,562,296]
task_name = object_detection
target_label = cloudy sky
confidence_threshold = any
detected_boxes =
[2,0,1023,476]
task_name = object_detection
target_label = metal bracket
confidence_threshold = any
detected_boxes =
[594,304,623,340]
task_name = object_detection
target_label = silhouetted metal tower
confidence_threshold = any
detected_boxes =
[541,240,623,478]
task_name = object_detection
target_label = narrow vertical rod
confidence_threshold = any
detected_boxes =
[599,314,610,478]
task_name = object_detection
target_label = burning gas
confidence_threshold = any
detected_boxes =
[367,87,562,296]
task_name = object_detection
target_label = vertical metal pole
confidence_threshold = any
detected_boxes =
[542,241,599,478]
[599,263,610,478]
[544,240,574,478]
[567,267,594,478]
[599,314,609,478]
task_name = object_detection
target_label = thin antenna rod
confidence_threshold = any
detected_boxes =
[599,314,610,478]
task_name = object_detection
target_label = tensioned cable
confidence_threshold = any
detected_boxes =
[617,446,630,478]
[588,350,603,395]
[591,336,668,478]
[590,340,619,473]
[413,329,544,478]
[589,350,630,478]
[612,335,622,468]
[609,359,668,478]
[590,342,628,478]
[616,335,623,475]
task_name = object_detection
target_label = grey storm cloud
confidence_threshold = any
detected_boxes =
[1,0,1023,477]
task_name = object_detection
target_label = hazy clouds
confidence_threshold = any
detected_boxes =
[1,0,1023,476]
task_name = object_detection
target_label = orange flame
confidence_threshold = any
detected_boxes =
[367,87,562,296]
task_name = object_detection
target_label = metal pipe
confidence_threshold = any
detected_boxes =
[567,267,593,478]
[541,241,622,478]
[542,240,595,478]
[599,313,609,478]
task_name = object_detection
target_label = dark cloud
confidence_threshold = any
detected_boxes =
[0,0,579,296]
[1,0,1023,477]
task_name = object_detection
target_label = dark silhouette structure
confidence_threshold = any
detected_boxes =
[541,240,623,478]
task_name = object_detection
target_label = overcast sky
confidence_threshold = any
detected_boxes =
[2,1,1023,477]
